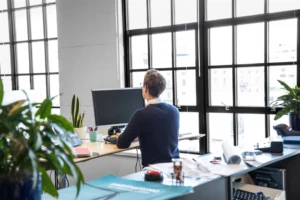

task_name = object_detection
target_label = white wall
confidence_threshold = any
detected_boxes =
[57,0,124,127]
[56,0,130,180]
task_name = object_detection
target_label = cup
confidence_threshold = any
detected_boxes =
[89,131,98,142]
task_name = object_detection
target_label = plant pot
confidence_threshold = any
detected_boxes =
[289,112,300,131]
[0,174,42,200]
[74,127,87,139]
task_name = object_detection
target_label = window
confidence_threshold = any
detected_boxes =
[124,0,300,153]
[0,0,59,112]
[124,0,204,153]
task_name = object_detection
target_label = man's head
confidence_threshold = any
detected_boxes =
[142,69,166,100]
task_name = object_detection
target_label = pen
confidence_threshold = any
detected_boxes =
[192,158,210,173]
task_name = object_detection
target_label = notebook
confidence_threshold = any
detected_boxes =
[74,147,92,158]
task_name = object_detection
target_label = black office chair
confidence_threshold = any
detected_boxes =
[273,124,300,136]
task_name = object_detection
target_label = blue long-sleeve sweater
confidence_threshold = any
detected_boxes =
[117,103,180,167]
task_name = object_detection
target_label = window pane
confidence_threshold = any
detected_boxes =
[236,0,264,17]
[176,30,195,67]
[269,65,297,105]
[131,35,148,69]
[210,26,232,65]
[269,0,300,13]
[46,0,55,3]
[210,68,233,106]
[14,0,26,8]
[207,0,231,21]
[0,0,7,10]
[0,12,10,43]
[47,5,57,38]
[30,0,42,6]
[269,19,297,63]
[48,40,58,72]
[30,7,44,40]
[0,45,11,74]
[178,112,199,153]
[16,43,29,73]
[237,67,264,107]
[132,71,145,87]
[160,71,173,104]
[34,75,46,103]
[151,0,170,27]
[50,75,60,106]
[32,41,45,73]
[2,76,12,91]
[128,0,147,30]
[208,113,233,152]
[176,70,196,106]
[152,33,172,68]
[238,114,265,147]
[18,75,30,90]
[175,0,197,24]
[237,23,264,64]
[15,10,28,41]
[52,108,60,115]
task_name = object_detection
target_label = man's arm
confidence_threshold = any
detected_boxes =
[117,110,142,148]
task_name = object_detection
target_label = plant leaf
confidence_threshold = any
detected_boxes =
[36,98,52,119]
[71,95,75,126]
[40,167,58,198]
[0,76,4,106]
[278,80,296,97]
[28,149,39,190]
[75,97,80,128]
[274,105,292,120]
[48,114,74,133]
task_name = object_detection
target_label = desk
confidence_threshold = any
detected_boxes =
[75,133,205,163]
[124,148,300,200]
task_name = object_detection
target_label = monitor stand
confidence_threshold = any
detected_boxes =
[108,126,126,136]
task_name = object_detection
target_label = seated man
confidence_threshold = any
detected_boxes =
[117,69,180,167]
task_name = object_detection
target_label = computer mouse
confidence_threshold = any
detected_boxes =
[144,170,163,182]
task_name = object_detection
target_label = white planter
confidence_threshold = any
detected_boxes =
[74,127,87,139]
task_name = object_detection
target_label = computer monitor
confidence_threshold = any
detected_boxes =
[91,88,145,134]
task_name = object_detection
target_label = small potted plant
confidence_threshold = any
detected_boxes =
[71,94,87,139]
[272,80,300,131]
[0,78,84,199]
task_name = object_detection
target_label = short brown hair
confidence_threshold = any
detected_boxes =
[143,69,166,98]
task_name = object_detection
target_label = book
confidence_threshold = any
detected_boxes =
[74,147,92,158]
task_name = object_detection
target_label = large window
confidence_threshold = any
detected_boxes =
[124,0,300,153]
[0,0,59,113]
[124,0,205,153]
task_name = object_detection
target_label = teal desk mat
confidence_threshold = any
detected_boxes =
[43,174,193,200]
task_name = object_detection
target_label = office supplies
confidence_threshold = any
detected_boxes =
[282,136,300,144]
[144,170,163,181]
[192,158,210,172]
[254,137,283,153]
[222,141,242,164]
[91,88,145,136]
[43,174,193,200]
[53,127,83,147]
[73,147,92,158]
[232,188,273,200]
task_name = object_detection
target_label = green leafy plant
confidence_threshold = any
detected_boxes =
[0,77,84,198]
[71,95,85,128]
[271,80,300,120]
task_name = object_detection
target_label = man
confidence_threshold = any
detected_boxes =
[117,69,180,167]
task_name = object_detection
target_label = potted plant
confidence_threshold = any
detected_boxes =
[71,95,87,139]
[0,77,84,199]
[272,80,300,131]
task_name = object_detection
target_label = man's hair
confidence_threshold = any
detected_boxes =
[143,69,166,98]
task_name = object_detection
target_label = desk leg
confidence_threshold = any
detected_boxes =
[54,172,67,189]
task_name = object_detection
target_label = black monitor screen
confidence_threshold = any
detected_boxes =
[92,88,145,126]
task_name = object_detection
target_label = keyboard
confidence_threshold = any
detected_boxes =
[282,136,300,144]
[232,188,274,200]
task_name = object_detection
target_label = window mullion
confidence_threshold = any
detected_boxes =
[26,0,34,90]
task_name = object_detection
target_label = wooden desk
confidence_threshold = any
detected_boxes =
[74,133,205,163]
